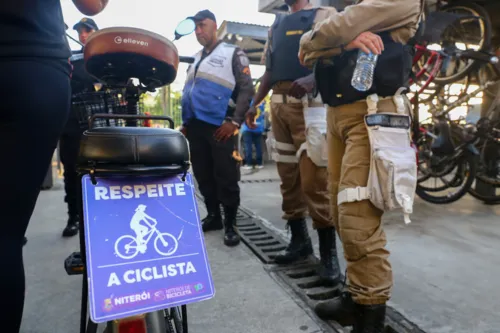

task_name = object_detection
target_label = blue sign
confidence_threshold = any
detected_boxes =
[81,173,215,323]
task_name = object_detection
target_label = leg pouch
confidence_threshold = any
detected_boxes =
[298,102,328,167]
[266,128,277,161]
[365,94,417,223]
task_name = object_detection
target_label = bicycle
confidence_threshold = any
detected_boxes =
[410,45,499,203]
[114,220,180,260]
[412,1,492,87]
[63,20,213,333]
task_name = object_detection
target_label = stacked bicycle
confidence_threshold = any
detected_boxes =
[408,1,500,205]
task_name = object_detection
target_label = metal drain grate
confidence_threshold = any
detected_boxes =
[240,178,281,184]
[236,218,288,264]
[194,191,425,333]
[235,206,426,333]
[270,262,426,333]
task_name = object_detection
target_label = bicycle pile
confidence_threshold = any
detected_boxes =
[408,1,500,205]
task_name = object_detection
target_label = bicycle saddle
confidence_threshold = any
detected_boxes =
[78,127,190,172]
[84,27,179,89]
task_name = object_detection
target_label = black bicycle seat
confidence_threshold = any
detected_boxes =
[78,127,190,171]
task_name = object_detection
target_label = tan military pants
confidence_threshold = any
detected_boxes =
[270,98,333,229]
[326,97,409,305]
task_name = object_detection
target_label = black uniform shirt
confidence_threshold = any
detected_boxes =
[0,0,72,75]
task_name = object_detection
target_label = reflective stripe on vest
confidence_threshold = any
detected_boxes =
[181,43,237,126]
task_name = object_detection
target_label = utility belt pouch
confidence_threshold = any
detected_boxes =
[297,96,328,167]
[266,129,277,162]
[364,93,417,224]
[313,60,342,106]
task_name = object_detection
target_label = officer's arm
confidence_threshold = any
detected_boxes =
[230,49,255,126]
[302,0,421,52]
[253,30,273,108]
[72,0,108,16]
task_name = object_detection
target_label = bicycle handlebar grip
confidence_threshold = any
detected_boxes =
[89,113,175,129]
[460,50,499,64]
[179,56,195,64]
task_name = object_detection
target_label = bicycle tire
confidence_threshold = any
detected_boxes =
[165,312,175,333]
[416,152,477,204]
[468,180,500,204]
[171,306,184,333]
[468,134,500,203]
[431,2,492,85]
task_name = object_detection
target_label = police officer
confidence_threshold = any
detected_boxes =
[298,0,423,330]
[60,17,100,237]
[181,10,254,247]
[245,0,341,287]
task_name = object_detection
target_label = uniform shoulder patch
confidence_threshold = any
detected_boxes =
[237,50,250,67]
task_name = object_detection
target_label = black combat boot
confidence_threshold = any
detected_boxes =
[62,215,79,237]
[352,303,386,333]
[223,205,240,247]
[314,291,356,326]
[274,219,313,264]
[317,227,342,286]
[201,202,223,232]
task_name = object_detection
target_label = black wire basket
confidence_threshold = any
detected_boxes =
[72,89,133,129]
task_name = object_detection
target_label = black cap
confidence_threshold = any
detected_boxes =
[188,10,216,24]
[73,18,99,31]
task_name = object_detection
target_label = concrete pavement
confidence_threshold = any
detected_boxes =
[240,163,500,333]
[20,160,500,333]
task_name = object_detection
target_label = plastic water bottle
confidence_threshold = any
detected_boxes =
[351,50,378,91]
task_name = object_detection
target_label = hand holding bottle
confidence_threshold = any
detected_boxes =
[345,31,384,55]
[347,32,384,92]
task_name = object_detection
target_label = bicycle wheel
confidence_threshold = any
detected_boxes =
[114,235,140,259]
[416,152,477,204]
[432,2,492,85]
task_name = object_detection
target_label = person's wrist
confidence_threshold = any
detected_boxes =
[225,117,240,128]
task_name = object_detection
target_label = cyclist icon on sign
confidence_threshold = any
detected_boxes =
[130,204,155,245]
[114,204,180,260]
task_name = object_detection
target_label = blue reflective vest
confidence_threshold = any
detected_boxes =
[181,42,237,126]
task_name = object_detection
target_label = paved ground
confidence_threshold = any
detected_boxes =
[239,163,500,333]
[20,176,325,333]
[21,161,500,333]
